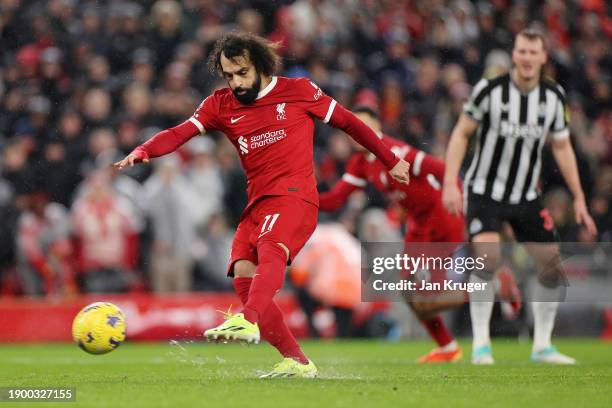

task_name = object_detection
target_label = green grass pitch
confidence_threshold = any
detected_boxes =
[1,339,611,408]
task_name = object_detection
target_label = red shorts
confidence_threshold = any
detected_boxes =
[404,201,466,243]
[403,203,466,285]
[227,195,318,276]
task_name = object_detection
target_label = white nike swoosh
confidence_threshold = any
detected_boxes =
[258,230,272,239]
[231,115,246,124]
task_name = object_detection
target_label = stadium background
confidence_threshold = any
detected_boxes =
[0,0,611,342]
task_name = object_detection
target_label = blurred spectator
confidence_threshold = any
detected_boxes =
[291,220,398,339]
[0,178,18,293]
[152,61,199,128]
[127,48,156,87]
[53,108,87,162]
[217,138,248,227]
[74,5,107,54]
[121,83,155,126]
[39,47,70,104]
[143,154,198,292]
[78,127,117,177]
[193,212,234,291]
[359,208,402,243]
[106,2,146,73]
[406,56,444,143]
[186,137,224,226]
[290,223,362,337]
[149,0,185,72]
[591,166,612,240]
[82,88,113,128]
[236,8,265,35]
[99,151,147,233]
[13,95,52,146]
[71,171,139,293]
[33,138,80,207]
[0,178,18,264]
[16,190,75,296]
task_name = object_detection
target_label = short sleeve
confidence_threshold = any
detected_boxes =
[341,154,367,188]
[189,94,221,134]
[463,78,490,122]
[296,78,338,123]
[551,85,570,140]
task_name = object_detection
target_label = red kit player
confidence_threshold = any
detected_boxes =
[115,33,410,378]
[319,107,521,363]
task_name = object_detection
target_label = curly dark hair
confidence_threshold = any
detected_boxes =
[207,32,281,77]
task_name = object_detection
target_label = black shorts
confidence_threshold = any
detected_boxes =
[466,193,558,242]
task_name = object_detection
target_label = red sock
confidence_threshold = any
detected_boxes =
[421,315,454,347]
[233,277,308,364]
[233,277,253,305]
[242,242,286,324]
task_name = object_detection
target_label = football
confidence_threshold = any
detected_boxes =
[72,302,127,355]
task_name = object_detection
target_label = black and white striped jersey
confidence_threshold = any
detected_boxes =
[462,73,570,204]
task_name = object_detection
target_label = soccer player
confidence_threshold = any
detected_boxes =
[114,32,410,378]
[319,106,521,363]
[442,28,598,365]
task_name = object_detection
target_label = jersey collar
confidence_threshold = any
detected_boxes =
[256,76,277,100]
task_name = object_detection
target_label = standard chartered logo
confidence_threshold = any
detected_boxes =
[238,136,249,155]
[237,129,287,155]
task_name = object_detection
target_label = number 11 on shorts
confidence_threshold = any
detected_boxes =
[259,213,280,237]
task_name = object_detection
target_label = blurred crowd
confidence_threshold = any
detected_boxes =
[0,0,611,297]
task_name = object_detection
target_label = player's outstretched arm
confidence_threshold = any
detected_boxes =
[319,179,361,212]
[551,137,598,237]
[442,113,479,215]
[114,120,200,170]
[327,104,410,184]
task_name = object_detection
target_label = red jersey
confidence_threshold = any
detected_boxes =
[190,76,392,211]
[320,135,447,218]
[132,76,399,215]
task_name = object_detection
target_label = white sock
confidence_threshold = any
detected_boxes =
[440,339,458,352]
[532,282,561,352]
[469,274,495,349]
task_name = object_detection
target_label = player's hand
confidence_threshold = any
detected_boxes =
[574,197,598,237]
[113,150,149,170]
[389,159,410,185]
[442,182,463,216]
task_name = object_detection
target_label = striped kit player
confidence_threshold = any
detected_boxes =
[461,72,571,241]
[442,28,597,366]
[464,72,568,205]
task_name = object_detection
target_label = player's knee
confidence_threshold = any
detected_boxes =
[233,260,257,278]
[258,241,289,265]
[408,301,436,320]
[536,254,566,287]
[527,244,565,287]
[471,235,501,278]
[254,242,289,290]
[480,254,500,277]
